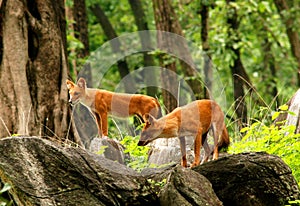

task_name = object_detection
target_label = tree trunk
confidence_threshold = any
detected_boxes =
[226,0,249,128]
[90,4,136,93]
[262,37,279,107]
[200,2,212,98]
[152,0,178,112]
[66,0,92,86]
[274,0,300,86]
[0,0,79,143]
[129,0,158,97]
[152,0,205,111]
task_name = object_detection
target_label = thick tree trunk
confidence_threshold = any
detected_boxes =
[0,0,79,143]
[90,4,136,93]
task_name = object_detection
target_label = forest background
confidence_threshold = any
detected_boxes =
[0,0,299,185]
[66,0,300,184]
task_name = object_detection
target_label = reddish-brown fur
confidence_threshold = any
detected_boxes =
[138,100,230,168]
[66,78,161,137]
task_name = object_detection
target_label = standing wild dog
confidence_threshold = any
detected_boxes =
[138,100,229,168]
[66,78,162,137]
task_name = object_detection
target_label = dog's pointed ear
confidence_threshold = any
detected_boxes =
[77,78,86,89]
[66,79,75,89]
[144,113,156,125]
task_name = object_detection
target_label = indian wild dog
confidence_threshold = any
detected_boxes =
[66,78,162,137]
[138,100,230,168]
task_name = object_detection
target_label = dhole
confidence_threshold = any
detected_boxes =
[66,78,162,137]
[138,100,229,168]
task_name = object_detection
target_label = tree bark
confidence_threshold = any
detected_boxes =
[152,0,178,111]
[0,0,79,144]
[200,2,212,98]
[90,4,136,93]
[66,0,92,86]
[262,37,279,107]
[274,0,300,86]
[129,0,158,97]
[226,0,249,128]
[152,0,205,112]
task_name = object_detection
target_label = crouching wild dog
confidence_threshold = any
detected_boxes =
[66,78,162,137]
[138,100,230,168]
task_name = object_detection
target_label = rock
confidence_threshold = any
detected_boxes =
[285,89,300,131]
[157,165,222,206]
[275,89,300,133]
[141,164,222,206]
[0,137,157,205]
[72,104,126,164]
[148,137,195,166]
[89,137,125,164]
[0,137,298,206]
[72,104,98,148]
[193,152,300,206]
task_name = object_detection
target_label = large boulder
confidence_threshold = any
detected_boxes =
[0,137,157,205]
[193,152,300,206]
[0,137,298,205]
[0,137,220,205]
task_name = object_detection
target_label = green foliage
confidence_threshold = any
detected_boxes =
[210,0,297,118]
[272,104,295,121]
[286,199,300,206]
[230,106,300,185]
[66,17,87,79]
[120,135,151,172]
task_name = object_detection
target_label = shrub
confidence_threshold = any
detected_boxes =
[120,135,151,172]
[229,105,300,185]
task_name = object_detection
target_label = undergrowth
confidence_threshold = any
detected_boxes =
[229,105,300,185]
[120,135,152,172]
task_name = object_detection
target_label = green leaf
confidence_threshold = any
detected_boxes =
[279,104,289,111]
[272,111,280,120]
[240,127,249,133]
[288,111,296,116]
